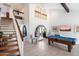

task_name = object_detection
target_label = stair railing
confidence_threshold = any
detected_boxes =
[12,10,23,56]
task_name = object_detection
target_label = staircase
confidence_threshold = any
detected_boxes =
[0,13,20,56]
[0,35,20,56]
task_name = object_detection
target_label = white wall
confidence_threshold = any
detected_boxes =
[24,3,79,44]
[29,3,50,37]
[49,9,79,44]
[24,4,29,38]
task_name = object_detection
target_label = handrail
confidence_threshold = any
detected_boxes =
[13,10,23,41]
[12,10,24,56]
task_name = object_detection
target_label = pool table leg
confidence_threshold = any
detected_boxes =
[68,45,72,52]
[52,41,54,44]
[48,40,50,45]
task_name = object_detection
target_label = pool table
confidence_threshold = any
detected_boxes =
[47,35,76,52]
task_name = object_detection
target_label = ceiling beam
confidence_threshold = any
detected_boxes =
[60,3,70,13]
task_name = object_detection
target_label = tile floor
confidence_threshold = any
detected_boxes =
[23,39,79,56]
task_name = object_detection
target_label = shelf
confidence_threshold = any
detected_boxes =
[35,10,47,16]
[1,17,12,20]
[15,16,23,20]
[14,10,24,14]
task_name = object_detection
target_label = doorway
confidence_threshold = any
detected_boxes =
[35,25,47,40]
[22,25,27,37]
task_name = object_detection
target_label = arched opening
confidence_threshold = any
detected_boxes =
[23,25,27,37]
[35,25,47,39]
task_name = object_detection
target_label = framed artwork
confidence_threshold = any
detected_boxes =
[76,26,79,32]
[52,26,59,32]
[60,25,71,31]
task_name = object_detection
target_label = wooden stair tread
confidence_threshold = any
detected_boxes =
[0,53,20,56]
[0,53,9,56]
[6,49,19,54]
[0,44,18,50]
[0,36,16,40]
[0,25,8,27]
[8,36,16,38]
[0,40,17,45]
[0,49,19,56]
[4,39,16,42]
[0,30,15,31]
[17,54,20,56]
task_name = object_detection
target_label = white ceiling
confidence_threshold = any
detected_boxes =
[43,3,63,10]
[66,3,79,11]
[43,3,79,11]
[1,3,79,12]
